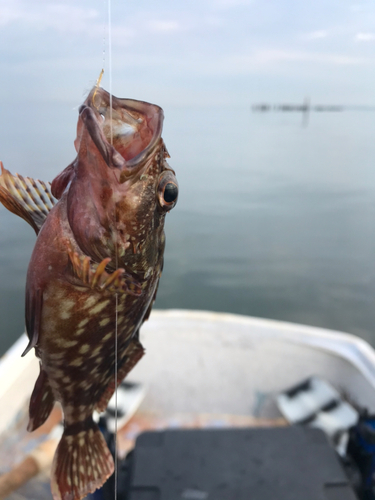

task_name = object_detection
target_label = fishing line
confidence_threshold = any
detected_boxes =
[104,0,118,498]
[107,2,119,500]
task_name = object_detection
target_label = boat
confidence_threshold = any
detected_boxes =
[0,309,375,499]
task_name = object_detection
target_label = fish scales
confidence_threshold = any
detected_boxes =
[0,87,178,500]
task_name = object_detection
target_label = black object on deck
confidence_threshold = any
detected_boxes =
[121,426,358,500]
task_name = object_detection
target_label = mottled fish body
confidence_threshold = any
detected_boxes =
[0,87,178,500]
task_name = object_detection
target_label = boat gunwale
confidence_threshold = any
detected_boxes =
[1,309,375,435]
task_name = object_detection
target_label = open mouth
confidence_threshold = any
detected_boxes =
[88,88,164,165]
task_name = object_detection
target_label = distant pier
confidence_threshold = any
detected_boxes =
[252,102,344,113]
[252,98,348,126]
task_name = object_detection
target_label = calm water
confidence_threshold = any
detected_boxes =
[1,104,375,355]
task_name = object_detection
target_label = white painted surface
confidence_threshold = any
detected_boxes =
[1,310,375,434]
[0,334,39,435]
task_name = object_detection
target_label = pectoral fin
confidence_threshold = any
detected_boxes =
[23,288,43,356]
[0,162,56,235]
[66,245,142,296]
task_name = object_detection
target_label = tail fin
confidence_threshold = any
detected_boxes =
[51,418,114,500]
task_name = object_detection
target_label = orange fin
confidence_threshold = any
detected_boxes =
[95,338,144,413]
[0,162,56,235]
[66,245,142,296]
[51,418,114,500]
[27,363,55,432]
[23,288,43,356]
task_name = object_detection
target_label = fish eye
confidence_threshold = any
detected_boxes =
[157,171,178,210]
[163,183,178,203]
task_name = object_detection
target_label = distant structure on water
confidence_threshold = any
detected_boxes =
[252,98,346,126]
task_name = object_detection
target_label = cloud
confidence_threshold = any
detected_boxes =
[355,32,375,41]
[224,49,369,72]
[304,30,328,40]
[0,1,23,26]
[0,1,100,33]
[211,0,253,8]
[148,20,181,33]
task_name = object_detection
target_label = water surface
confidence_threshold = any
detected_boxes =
[1,104,375,354]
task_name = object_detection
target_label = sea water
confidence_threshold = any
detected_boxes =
[1,103,375,354]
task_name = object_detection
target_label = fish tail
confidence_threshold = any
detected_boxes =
[51,417,114,500]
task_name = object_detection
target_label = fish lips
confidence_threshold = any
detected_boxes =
[77,88,164,182]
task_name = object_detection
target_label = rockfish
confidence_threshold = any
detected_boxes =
[0,87,178,500]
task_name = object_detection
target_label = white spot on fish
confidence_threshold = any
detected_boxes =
[99,317,110,327]
[145,266,153,278]
[89,299,110,316]
[78,318,89,328]
[53,338,78,348]
[75,328,85,336]
[63,376,70,383]
[49,352,64,360]
[70,357,83,367]
[64,299,75,311]
[90,346,102,357]
[60,311,71,320]
[84,296,97,309]
[79,344,90,354]
[102,332,112,341]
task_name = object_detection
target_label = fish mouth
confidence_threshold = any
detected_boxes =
[77,87,164,179]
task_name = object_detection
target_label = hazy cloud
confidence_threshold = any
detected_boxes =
[1,0,375,107]
[148,20,181,33]
[355,32,375,41]
[211,0,253,8]
[304,30,328,40]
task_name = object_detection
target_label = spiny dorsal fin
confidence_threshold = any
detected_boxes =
[0,162,57,235]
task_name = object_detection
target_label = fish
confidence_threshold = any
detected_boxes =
[0,86,178,500]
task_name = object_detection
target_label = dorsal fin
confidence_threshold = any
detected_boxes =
[0,162,57,234]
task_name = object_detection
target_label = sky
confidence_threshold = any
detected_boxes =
[0,0,374,178]
[1,0,375,111]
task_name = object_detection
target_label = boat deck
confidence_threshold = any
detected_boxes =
[0,402,286,500]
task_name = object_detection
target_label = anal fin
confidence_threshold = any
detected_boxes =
[28,363,55,432]
[95,338,144,413]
